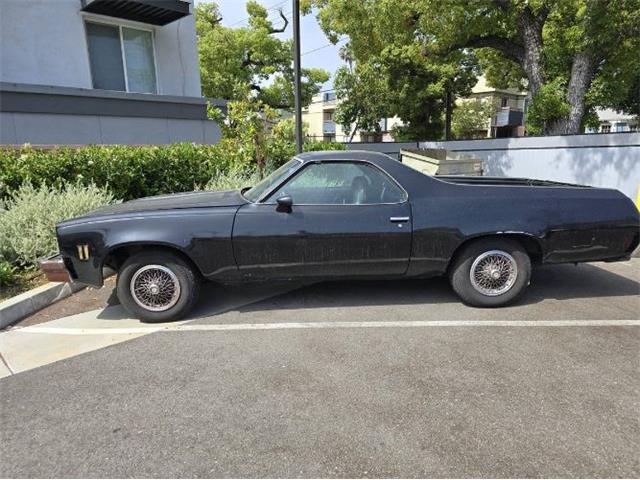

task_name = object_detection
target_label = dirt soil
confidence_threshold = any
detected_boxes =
[1,273,49,302]
[14,276,118,328]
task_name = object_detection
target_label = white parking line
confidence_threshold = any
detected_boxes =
[14,319,640,335]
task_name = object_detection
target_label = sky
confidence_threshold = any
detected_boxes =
[194,0,343,90]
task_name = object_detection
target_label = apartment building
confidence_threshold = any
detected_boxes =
[587,109,639,134]
[302,91,402,143]
[463,76,529,138]
[0,0,221,145]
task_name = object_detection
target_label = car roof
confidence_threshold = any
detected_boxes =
[295,150,396,167]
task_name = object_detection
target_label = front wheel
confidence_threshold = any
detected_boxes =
[449,238,531,307]
[116,251,200,322]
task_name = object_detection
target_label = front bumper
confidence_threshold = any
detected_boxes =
[39,255,72,283]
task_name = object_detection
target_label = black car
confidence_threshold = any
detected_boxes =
[42,150,639,322]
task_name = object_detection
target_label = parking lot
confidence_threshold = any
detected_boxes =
[1,260,639,477]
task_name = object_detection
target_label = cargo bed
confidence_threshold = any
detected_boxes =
[435,176,591,188]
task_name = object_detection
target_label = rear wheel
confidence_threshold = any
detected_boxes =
[116,251,200,322]
[449,238,531,307]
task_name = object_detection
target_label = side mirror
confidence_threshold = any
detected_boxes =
[276,195,293,212]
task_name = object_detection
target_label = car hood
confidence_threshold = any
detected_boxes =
[60,189,248,225]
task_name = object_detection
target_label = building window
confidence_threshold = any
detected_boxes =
[323,92,336,102]
[601,124,611,133]
[615,123,628,132]
[501,97,509,108]
[86,22,157,94]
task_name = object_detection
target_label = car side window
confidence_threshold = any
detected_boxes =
[266,161,406,205]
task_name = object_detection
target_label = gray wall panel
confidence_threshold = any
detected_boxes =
[203,121,222,144]
[1,112,220,145]
[12,113,101,145]
[0,113,18,144]
[98,116,170,144]
[167,119,204,143]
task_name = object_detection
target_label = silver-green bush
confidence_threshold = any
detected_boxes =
[0,183,116,268]
[200,168,262,192]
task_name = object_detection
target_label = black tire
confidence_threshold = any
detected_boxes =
[116,250,201,322]
[449,238,531,308]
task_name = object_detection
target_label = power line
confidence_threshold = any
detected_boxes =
[301,37,346,56]
[228,0,289,27]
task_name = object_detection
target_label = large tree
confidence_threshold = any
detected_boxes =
[196,1,329,109]
[311,0,640,135]
[308,0,478,140]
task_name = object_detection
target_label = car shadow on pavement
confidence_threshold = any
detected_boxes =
[95,262,638,322]
[218,263,637,315]
[522,263,639,304]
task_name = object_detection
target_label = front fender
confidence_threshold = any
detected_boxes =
[56,207,239,287]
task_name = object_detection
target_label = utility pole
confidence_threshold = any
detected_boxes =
[292,0,303,153]
[445,84,453,141]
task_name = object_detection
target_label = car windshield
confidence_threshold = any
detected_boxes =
[243,158,302,202]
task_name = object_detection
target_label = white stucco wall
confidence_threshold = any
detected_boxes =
[420,133,640,201]
[0,0,93,88]
[0,0,201,97]
[154,4,201,97]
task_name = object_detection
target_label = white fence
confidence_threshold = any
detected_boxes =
[348,133,640,201]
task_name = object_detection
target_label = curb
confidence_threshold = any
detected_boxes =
[0,281,86,330]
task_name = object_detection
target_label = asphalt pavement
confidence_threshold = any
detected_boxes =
[0,260,638,477]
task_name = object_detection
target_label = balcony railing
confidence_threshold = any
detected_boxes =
[323,121,336,134]
[492,107,524,127]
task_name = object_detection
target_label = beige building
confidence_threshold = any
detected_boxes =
[462,76,529,138]
[302,91,402,143]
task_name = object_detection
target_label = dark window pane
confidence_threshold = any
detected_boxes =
[268,162,406,205]
[86,23,125,91]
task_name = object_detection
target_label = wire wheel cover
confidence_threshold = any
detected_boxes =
[470,250,518,296]
[130,265,181,311]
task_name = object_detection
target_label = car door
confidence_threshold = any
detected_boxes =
[232,160,412,279]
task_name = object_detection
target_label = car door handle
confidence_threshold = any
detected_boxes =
[389,216,410,223]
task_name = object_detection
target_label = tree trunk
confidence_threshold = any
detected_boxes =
[349,121,360,142]
[515,7,546,98]
[444,86,453,140]
[547,51,596,135]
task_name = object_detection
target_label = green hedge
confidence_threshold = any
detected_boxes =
[0,141,345,201]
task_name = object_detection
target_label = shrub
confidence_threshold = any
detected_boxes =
[0,260,16,287]
[0,141,346,201]
[0,143,243,201]
[0,183,116,268]
[199,167,263,191]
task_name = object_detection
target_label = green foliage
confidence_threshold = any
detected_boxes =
[333,61,390,139]
[525,79,572,135]
[312,0,640,134]
[310,0,479,140]
[0,144,245,201]
[212,98,346,171]
[452,99,496,140]
[202,168,263,192]
[196,1,329,110]
[0,260,16,287]
[303,141,346,153]
[0,183,116,268]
